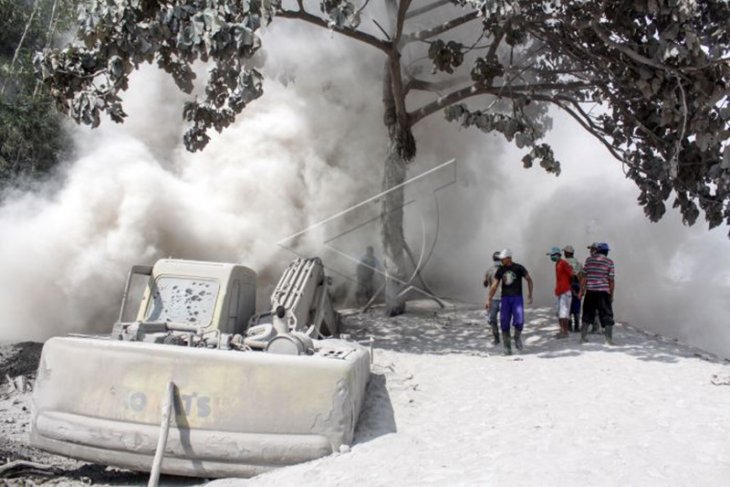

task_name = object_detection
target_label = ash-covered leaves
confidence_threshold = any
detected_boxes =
[428,40,464,74]
[444,0,729,234]
[470,54,503,83]
[563,0,730,231]
[183,68,263,149]
[320,0,360,29]
[445,101,559,175]
[35,0,365,152]
[35,0,268,152]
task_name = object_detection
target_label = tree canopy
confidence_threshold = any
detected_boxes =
[36,0,730,234]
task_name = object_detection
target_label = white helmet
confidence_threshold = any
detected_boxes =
[498,248,512,259]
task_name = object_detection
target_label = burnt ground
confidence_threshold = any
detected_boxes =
[0,342,198,486]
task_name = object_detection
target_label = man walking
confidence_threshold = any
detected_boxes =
[563,245,583,332]
[486,249,534,355]
[547,247,573,339]
[483,251,502,346]
[580,242,616,344]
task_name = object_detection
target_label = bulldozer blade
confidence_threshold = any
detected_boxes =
[30,336,370,478]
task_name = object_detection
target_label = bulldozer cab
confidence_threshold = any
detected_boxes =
[143,276,220,327]
[115,259,256,338]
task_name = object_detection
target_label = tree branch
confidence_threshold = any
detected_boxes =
[590,19,675,72]
[523,25,669,151]
[354,0,372,20]
[403,10,480,43]
[382,0,412,129]
[405,0,452,19]
[555,98,626,163]
[485,29,504,60]
[520,93,649,176]
[277,9,391,53]
[389,60,409,129]
[34,0,61,98]
[395,0,413,43]
[526,25,607,75]
[1,0,40,96]
[410,80,595,125]
[372,19,392,40]
[404,75,470,94]
[671,73,688,178]
[601,89,666,149]
[557,100,654,179]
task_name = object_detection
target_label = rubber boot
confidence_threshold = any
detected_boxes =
[604,325,614,345]
[490,324,500,345]
[580,321,589,343]
[501,329,512,355]
[514,328,523,351]
[590,320,600,334]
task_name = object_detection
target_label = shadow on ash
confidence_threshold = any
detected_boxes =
[30,257,371,479]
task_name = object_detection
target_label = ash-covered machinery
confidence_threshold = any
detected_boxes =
[30,257,370,478]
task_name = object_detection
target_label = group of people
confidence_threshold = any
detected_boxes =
[484,243,615,355]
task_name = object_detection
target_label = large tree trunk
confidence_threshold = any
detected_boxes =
[381,118,415,316]
[382,139,407,316]
[380,0,415,316]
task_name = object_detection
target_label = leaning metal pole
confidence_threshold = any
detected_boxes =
[148,381,174,487]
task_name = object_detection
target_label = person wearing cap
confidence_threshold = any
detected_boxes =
[486,248,533,355]
[580,242,616,344]
[562,245,583,332]
[547,246,574,338]
[483,251,503,346]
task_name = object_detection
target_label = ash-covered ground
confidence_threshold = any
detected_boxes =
[2,304,730,486]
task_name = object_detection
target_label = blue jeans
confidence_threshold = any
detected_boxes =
[500,295,525,332]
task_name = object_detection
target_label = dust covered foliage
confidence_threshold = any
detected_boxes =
[35,0,729,232]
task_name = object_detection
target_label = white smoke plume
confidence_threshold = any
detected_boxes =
[0,8,729,358]
[0,22,387,340]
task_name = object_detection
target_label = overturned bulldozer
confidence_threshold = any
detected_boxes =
[30,257,370,478]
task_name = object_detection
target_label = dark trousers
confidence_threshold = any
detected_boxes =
[356,280,374,305]
[582,291,614,328]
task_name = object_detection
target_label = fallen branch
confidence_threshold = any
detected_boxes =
[0,460,61,478]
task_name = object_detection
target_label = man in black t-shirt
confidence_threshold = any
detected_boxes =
[486,248,534,355]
